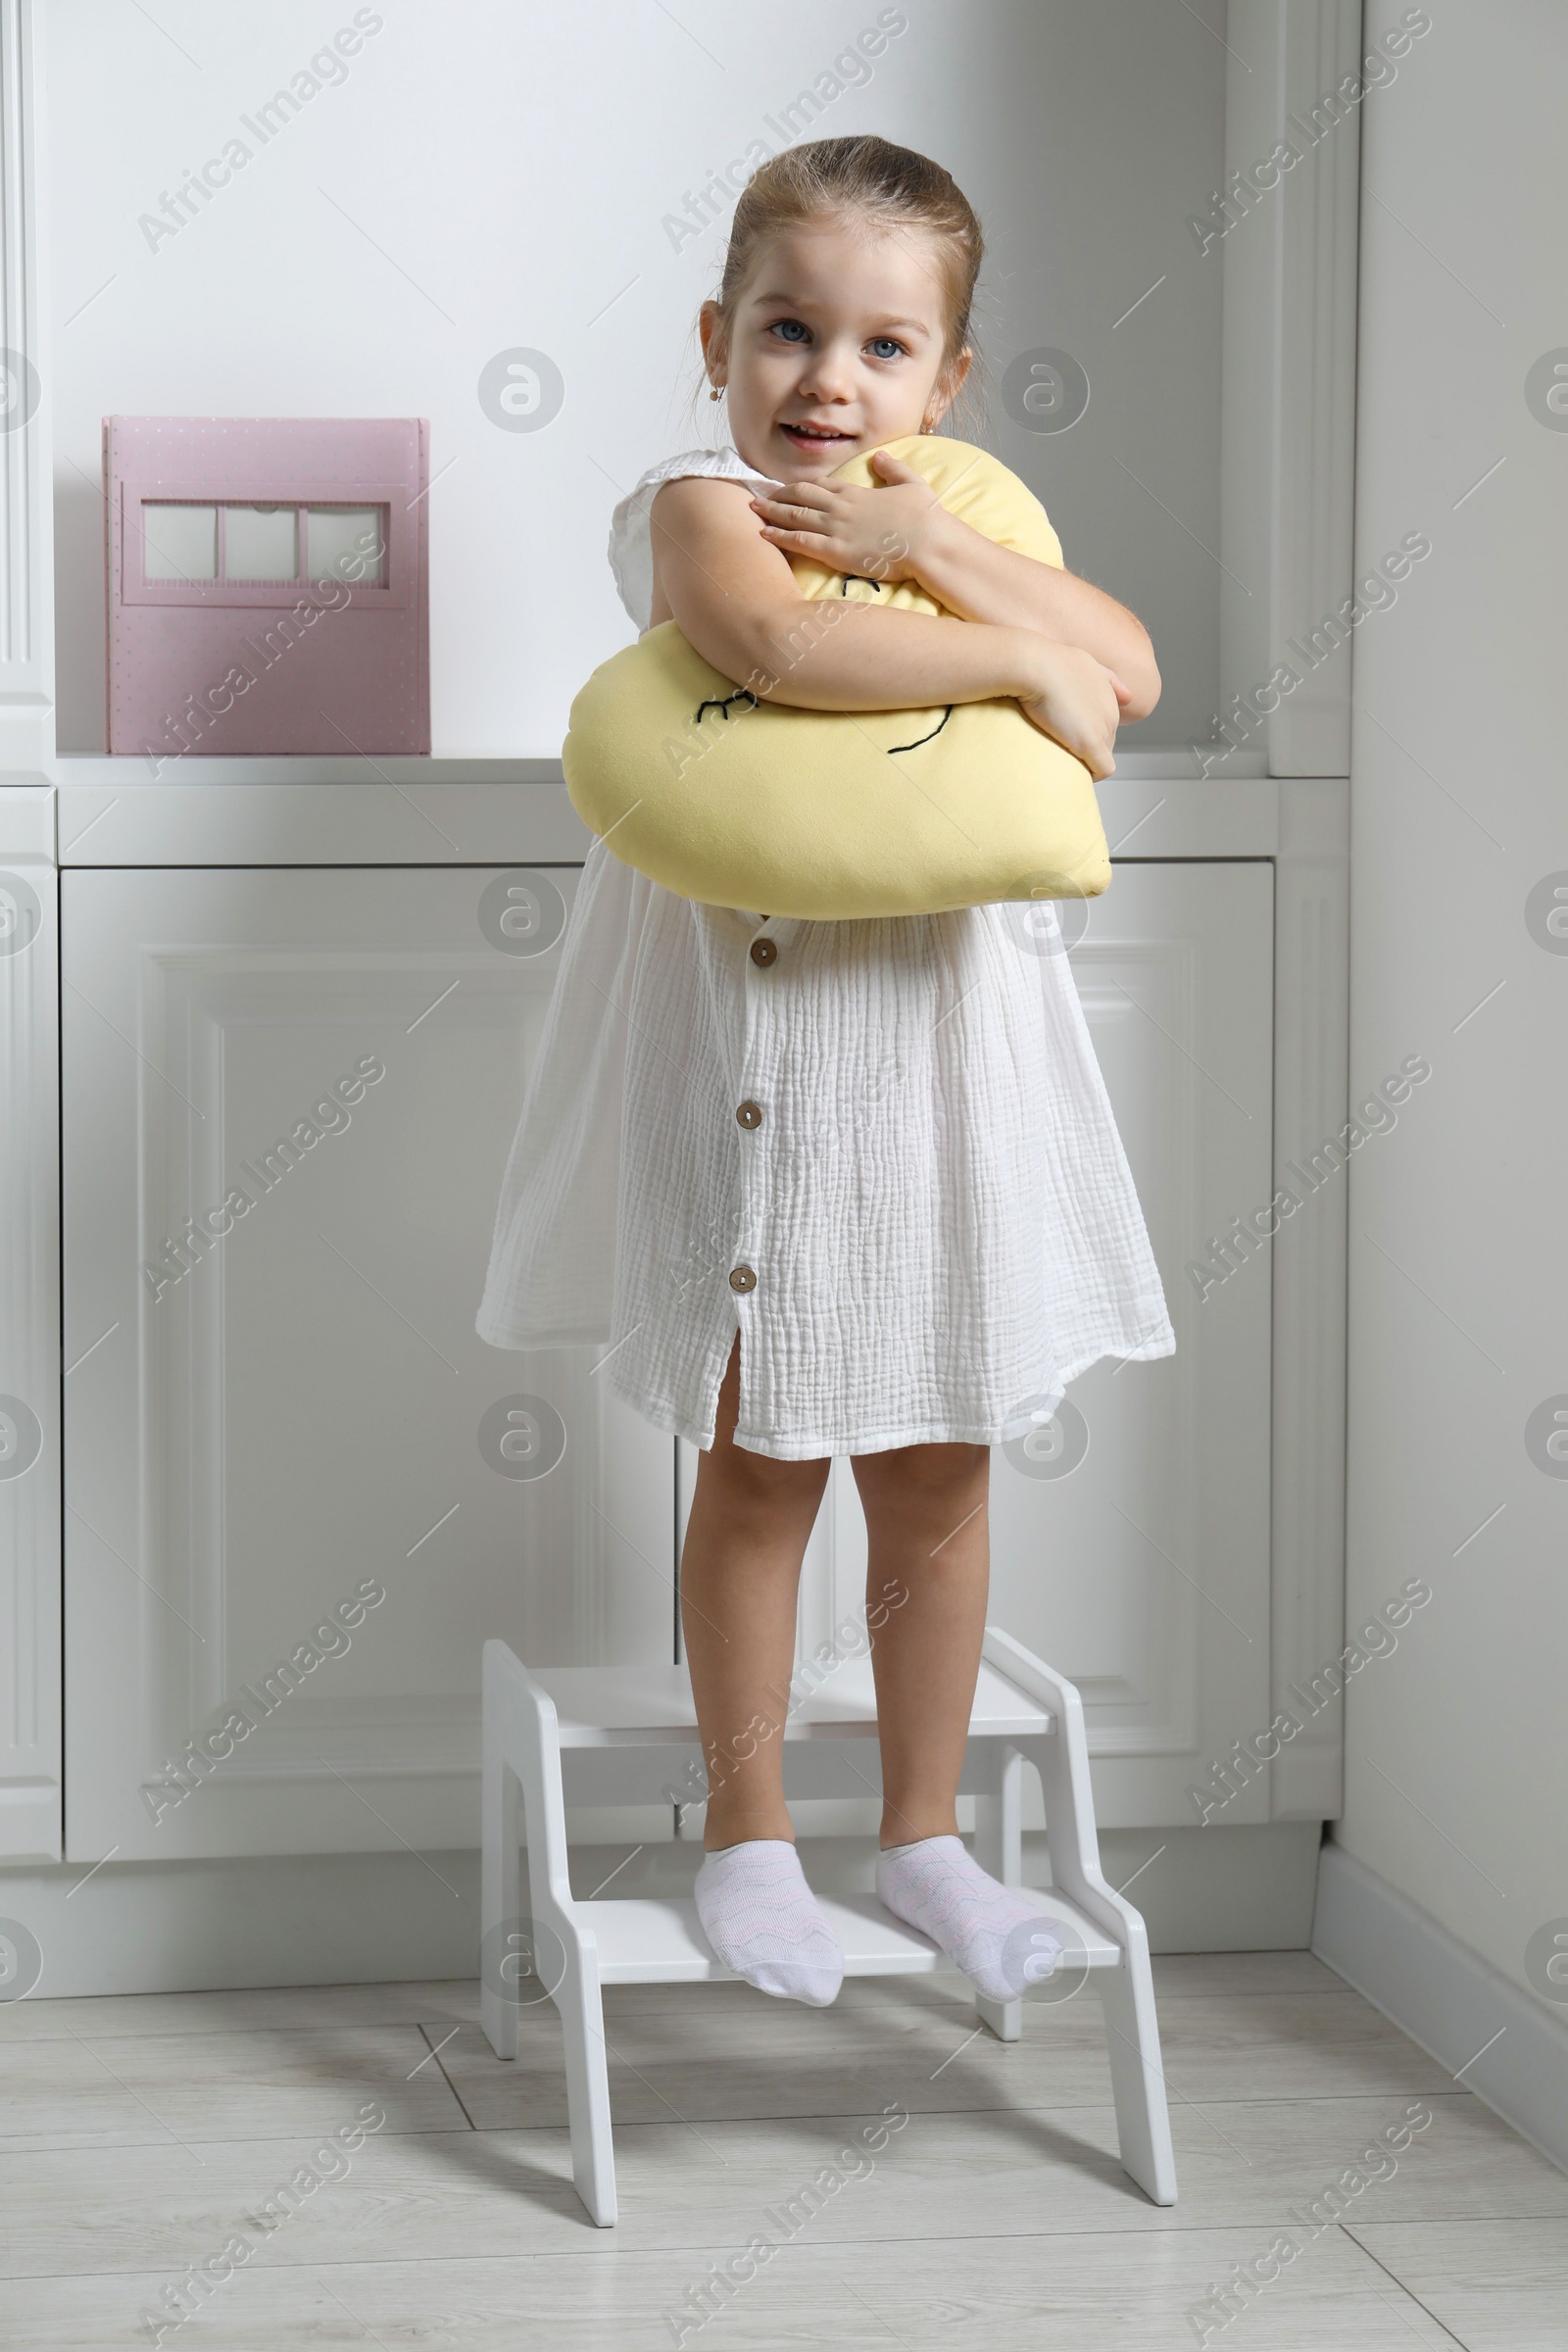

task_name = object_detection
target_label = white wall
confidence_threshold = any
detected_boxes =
[44,0,1226,757]
[1339,2,1568,2008]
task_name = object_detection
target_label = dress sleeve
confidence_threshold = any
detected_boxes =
[607,447,779,630]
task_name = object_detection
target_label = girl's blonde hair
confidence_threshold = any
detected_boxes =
[711,134,985,393]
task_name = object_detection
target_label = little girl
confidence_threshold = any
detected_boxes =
[478,135,1175,2008]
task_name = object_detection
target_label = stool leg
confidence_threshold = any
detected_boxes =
[480,1687,523,2061]
[973,1743,1023,2041]
[557,1940,617,2226]
[979,1638,1179,2205]
[1097,1933,1178,2206]
[1023,1720,1178,2205]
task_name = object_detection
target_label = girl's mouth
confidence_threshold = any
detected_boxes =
[778,421,857,449]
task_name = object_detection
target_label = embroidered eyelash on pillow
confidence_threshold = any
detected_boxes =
[562,434,1112,920]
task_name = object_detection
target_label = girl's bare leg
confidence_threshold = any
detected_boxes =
[679,1331,831,1848]
[849,1440,991,1847]
[851,1438,1066,1999]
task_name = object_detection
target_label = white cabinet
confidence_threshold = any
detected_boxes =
[63,854,1284,1862]
[62,867,673,1862]
[691,860,1277,1830]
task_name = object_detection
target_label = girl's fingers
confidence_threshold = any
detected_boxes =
[751,503,829,533]
[752,486,834,516]
[754,508,829,534]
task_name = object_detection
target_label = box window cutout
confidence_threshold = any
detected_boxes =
[142,503,218,581]
[223,504,299,581]
[308,506,385,588]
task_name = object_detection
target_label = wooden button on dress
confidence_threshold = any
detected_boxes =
[735,1100,763,1128]
[749,937,777,966]
[728,1264,758,1293]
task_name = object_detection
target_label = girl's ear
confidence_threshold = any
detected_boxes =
[923,345,973,431]
[699,300,727,391]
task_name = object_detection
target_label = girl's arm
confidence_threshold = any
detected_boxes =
[749,453,1161,721]
[901,521,1161,720]
[650,476,1126,779]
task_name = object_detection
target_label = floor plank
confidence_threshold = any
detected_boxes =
[0,2023,467,2153]
[0,2089,1560,2278]
[0,2230,1464,2352]
[0,1978,481,2044]
[428,1983,1454,2131]
[1351,2218,1568,2352]
[0,1949,1335,2043]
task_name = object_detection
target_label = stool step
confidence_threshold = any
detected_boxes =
[563,1890,1121,1985]
[523,1656,1053,1746]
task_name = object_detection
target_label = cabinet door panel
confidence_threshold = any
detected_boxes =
[701,861,1276,1830]
[64,867,672,1861]
[986,861,1275,1824]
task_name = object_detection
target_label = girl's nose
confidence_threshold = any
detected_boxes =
[796,340,858,402]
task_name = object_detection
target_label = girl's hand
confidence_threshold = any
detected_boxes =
[1017,642,1131,780]
[749,451,941,585]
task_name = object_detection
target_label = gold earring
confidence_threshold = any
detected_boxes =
[710,383,723,401]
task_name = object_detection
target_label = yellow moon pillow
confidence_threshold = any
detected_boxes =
[563,435,1112,920]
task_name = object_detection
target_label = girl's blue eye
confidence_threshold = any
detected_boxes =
[772,319,809,344]
[869,337,905,361]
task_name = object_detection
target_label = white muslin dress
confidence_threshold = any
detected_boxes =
[475,446,1176,1460]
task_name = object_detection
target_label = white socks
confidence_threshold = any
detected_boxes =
[693,1834,1062,2008]
[694,1839,844,2007]
[876,1834,1065,2001]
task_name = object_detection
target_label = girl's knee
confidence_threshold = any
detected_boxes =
[702,1434,828,1510]
[726,1441,813,1480]
[857,1440,988,1496]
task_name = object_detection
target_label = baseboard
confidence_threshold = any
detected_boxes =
[1313,1840,1568,2177]
[0,1822,1322,1998]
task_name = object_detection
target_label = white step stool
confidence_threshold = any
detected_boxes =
[480,1624,1177,2224]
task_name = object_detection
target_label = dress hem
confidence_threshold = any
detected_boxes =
[612,1324,1177,1460]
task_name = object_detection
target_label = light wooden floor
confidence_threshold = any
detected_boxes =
[2,1950,1564,2349]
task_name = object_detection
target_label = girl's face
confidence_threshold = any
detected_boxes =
[702,220,969,481]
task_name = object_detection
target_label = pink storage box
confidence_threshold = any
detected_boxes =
[105,416,430,760]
